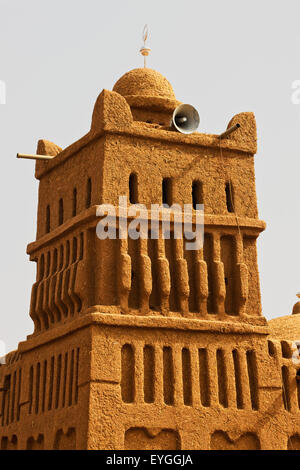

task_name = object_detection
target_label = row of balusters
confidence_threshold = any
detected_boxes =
[121,343,259,410]
[0,348,80,427]
[118,232,255,317]
[30,229,257,325]
[30,233,84,332]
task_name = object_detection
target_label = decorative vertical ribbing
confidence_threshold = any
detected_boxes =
[41,360,47,413]
[61,240,73,319]
[68,237,82,317]
[154,345,164,405]
[119,238,131,314]
[28,366,34,414]
[52,356,59,410]
[43,251,55,325]
[174,239,190,317]
[134,343,144,404]
[139,239,152,314]
[55,355,62,409]
[212,234,226,316]
[35,257,44,330]
[281,365,290,411]
[55,244,68,321]
[238,350,252,410]
[61,352,68,408]
[49,248,61,324]
[236,235,248,316]
[207,348,218,407]
[46,357,54,411]
[74,348,80,405]
[10,371,16,423]
[16,368,21,421]
[157,238,171,315]
[29,276,41,333]
[289,368,299,414]
[36,254,49,330]
[72,231,88,313]
[68,350,75,407]
[34,362,41,414]
[216,349,228,408]
[223,349,236,408]
[190,346,201,407]
[173,345,184,406]
[194,247,208,317]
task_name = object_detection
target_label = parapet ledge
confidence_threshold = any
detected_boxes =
[34,89,257,180]
[18,311,269,354]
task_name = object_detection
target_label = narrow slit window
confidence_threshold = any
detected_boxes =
[268,341,276,357]
[86,178,92,208]
[281,341,292,359]
[72,188,77,216]
[225,182,234,213]
[192,180,203,209]
[46,205,50,233]
[162,177,172,207]
[58,198,64,225]
[129,173,138,204]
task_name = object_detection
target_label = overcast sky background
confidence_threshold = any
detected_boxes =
[1,0,300,353]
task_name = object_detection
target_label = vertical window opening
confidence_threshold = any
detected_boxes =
[129,173,138,204]
[225,182,234,213]
[268,341,276,357]
[58,199,64,225]
[192,180,203,209]
[281,341,292,359]
[86,178,92,208]
[72,188,77,216]
[162,177,172,207]
[46,205,50,233]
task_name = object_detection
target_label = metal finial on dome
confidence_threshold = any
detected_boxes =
[140,24,151,68]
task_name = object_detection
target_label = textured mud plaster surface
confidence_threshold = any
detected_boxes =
[0,67,300,450]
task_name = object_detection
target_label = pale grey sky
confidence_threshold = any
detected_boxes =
[1,0,300,353]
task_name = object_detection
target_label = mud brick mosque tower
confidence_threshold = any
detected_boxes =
[1,65,300,451]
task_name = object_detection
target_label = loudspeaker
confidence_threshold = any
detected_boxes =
[171,104,200,134]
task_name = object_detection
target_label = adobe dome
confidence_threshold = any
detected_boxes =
[113,68,176,100]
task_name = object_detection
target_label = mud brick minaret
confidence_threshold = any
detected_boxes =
[1,67,300,450]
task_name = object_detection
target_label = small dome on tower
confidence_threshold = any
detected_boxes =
[113,68,176,100]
